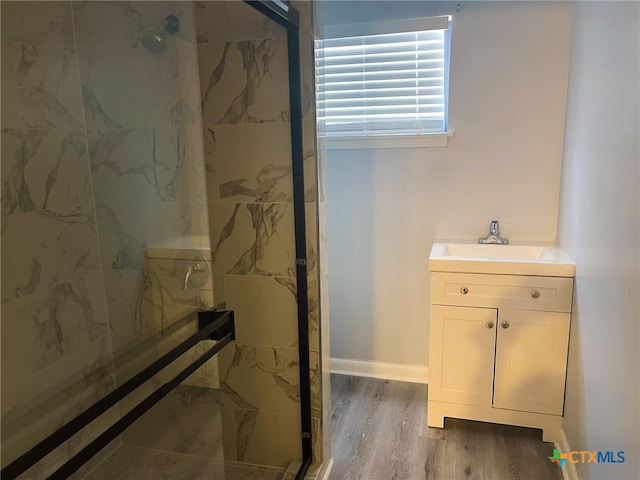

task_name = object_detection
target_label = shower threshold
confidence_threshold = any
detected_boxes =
[82,444,286,480]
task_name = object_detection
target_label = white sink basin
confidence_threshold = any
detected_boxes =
[443,244,550,260]
[430,242,575,276]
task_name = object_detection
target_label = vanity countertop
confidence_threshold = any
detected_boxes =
[429,241,575,277]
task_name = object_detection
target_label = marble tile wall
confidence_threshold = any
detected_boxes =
[71,0,226,459]
[120,386,225,462]
[1,2,119,478]
[117,246,224,453]
[2,0,327,477]
[194,0,325,469]
[71,0,216,388]
[1,1,217,477]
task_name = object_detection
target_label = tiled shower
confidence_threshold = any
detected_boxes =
[1,1,331,479]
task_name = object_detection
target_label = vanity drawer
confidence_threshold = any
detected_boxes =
[431,272,573,312]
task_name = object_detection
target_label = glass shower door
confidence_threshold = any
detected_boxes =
[1,1,309,479]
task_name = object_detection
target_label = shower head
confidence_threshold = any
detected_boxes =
[139,15,180,54]
[140,25,166,53]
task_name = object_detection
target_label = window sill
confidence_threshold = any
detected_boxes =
[324,132,453,150]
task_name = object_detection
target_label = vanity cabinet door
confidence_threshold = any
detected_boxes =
[428,305,497,407]
[493,309,570,415]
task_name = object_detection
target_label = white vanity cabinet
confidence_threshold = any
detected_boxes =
[427,271,574,442]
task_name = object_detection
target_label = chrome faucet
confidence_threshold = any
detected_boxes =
[478,220,509,244]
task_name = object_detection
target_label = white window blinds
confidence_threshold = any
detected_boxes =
[316,17,451,138]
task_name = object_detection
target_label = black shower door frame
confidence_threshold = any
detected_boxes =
[245,2,314,479]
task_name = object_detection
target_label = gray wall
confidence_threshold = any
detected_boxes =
[557,2,640,479]
[324,1,573,367]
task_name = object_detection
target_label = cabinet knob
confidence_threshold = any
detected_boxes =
[501,321,510,329]
[486,321,494,329]
[531,290,540,299]
[460,287,469,295]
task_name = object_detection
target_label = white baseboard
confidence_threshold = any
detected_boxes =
[320,458,334,480]
[555,428,579,480]
[330,358,428,384]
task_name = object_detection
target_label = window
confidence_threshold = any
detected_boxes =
[316,16,452,142]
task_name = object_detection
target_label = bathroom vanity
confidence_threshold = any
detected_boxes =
[427,242,575,442]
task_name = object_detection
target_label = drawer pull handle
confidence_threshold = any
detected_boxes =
[460,287,469,295]
[486,321,494,329]
[531,290,540,299]
[501,321,510,329]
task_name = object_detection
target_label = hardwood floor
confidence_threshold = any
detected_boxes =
[329,374,563,480]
